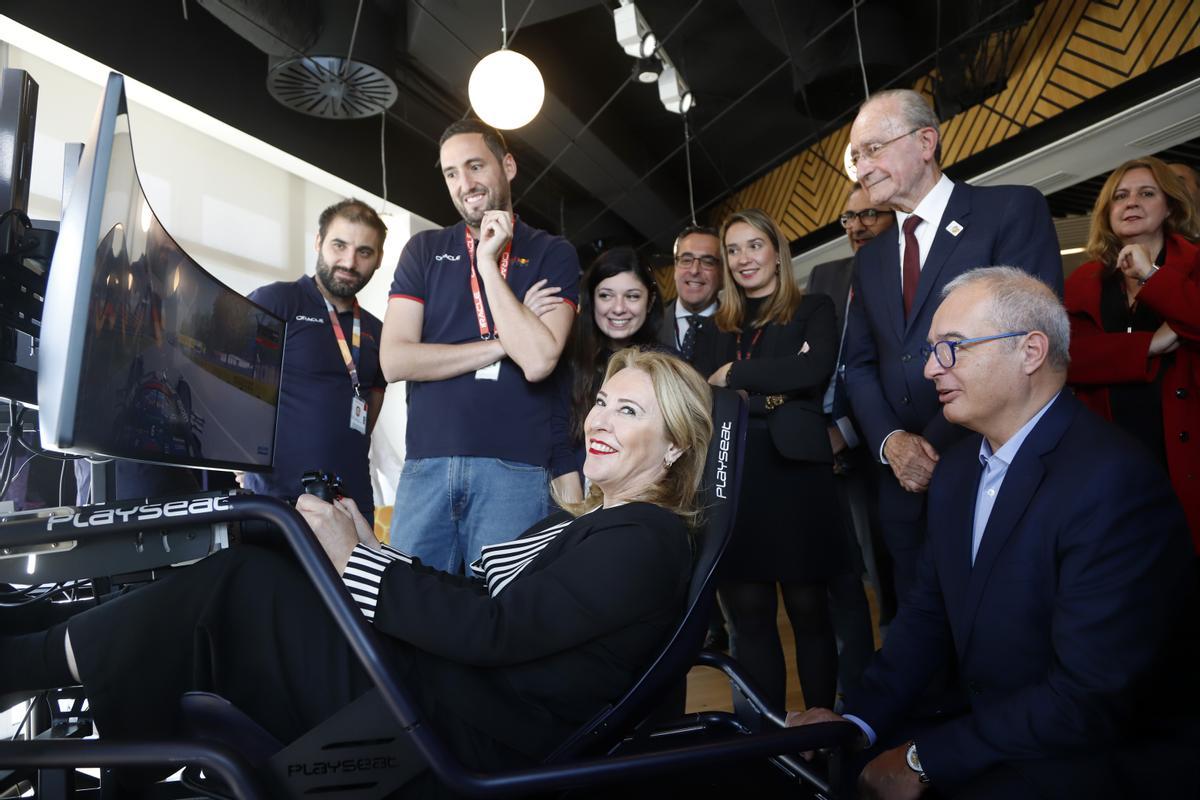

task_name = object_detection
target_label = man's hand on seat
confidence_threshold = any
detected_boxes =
[785,706,850,761]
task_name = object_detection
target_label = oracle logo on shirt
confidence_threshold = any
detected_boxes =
[295,315,324,323]
[434,253,461,261]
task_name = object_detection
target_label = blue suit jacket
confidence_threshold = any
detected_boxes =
[848,392,1196,791]
[842,182,1063,520]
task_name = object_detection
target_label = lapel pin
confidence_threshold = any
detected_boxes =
[946,220,964,237]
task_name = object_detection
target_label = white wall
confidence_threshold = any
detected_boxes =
[2,16,439,506]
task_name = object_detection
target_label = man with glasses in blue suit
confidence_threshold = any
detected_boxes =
[791,267,1198,800]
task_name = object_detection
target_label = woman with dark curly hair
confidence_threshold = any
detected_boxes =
[554,247,664,500]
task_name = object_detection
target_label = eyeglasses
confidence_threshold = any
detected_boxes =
[920,331,1029,369]
[849,128,922,168]
[675,253,721,270]
[839,208,894,228]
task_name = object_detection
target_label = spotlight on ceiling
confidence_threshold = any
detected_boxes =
[635,56,661,84]
[657,62,694,114]
[614,2,657,59]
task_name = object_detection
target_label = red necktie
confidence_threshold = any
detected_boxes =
[902,214,922,318]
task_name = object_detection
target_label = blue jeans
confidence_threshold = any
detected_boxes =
[388,456,551,574]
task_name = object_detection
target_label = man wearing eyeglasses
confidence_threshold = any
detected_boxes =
[790,267,1197,799]
[658,225,723,375]
[841,89,1062,602]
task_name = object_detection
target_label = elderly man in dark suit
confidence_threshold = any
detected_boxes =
[658,225,723,376]
[808,182,895,705]
[791,267,1198,799]
[841,89,1063,601]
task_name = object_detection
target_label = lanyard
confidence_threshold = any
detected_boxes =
[735,328,764,361]
[464,224,513,340]
[322,297,362,397]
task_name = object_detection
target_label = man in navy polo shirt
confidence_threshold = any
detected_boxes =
[381,120,580,574]
[242,199,388,524]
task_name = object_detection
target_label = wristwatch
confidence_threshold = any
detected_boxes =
[905,741,930,784]
[764,394,786,411]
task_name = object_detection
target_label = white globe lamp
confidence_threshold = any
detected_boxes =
[468,49,545,130]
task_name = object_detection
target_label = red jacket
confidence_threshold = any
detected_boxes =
[1064,232,1200,551]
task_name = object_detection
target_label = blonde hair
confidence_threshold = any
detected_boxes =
[714,208,802,333]
[1085,156,1200,268]
[556,347,713,527]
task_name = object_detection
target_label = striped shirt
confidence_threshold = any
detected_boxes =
[341,513,581,622]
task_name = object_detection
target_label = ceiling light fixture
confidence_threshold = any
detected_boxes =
[614,2,657,58]
[657,60,694,115]
[468,0,545,129]
[635,56,661,84]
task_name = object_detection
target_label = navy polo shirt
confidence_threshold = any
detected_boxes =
[389,219,579,475]
[244,275,386,521]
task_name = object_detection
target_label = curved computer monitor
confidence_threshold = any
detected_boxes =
[38,73,285,472]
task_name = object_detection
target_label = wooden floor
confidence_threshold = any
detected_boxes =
[684,583,883,714]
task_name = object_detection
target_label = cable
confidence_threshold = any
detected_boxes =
[683,114,697,226]
[851,0,870,100]
[501,0,508,50]
[504,0,538,48]
[343,0,365,77]
[17,438,84,461]
[379,111,389,209]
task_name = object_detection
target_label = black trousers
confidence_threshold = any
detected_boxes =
[66,546,520,796]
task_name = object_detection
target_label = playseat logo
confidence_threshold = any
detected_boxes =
[714,421,732,499]
[286,755,400,777]
[45,496,233,531]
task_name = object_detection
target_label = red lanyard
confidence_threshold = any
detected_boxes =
[735,328,764,360]
[464,224,513,340]
[322,297,362,396]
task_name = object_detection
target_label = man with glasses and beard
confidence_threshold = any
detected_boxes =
[242,199,389,524]
[380,120,580,575]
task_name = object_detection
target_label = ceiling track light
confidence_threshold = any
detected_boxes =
[614,2,657,59]
[657,60,694,115]
[634,56,661,84]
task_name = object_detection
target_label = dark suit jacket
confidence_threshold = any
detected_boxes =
[842,182,1063,520]
[708,293,837,463]
[373,502,691,760]
[806,256,856,427]
[659,299,722,377]
[848,392,1197,794]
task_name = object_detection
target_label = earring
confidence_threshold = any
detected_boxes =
[663,456,676,469]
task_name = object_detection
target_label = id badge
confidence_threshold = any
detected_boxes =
[475,360,501,381]
[350,395,368,434]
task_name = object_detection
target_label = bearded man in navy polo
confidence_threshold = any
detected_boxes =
[244,199,389,523]
[381,120,580,574]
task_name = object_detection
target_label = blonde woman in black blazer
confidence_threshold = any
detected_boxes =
[706,208,848,713]
[2,349,713,796]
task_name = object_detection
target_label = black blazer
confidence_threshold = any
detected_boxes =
[708,293,838,463]
[806,256,857,426]
[372,502,691,760]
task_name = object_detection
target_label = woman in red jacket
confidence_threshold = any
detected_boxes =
[1065,156,1200,553]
